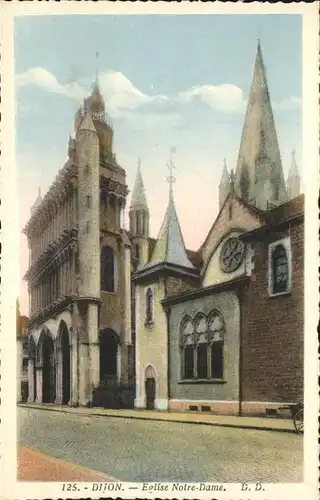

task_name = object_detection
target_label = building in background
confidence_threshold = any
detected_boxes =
[134,41,303,415]
[16,300,29,402]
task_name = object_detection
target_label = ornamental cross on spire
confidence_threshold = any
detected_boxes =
[166,147,176,197]
[95,51,99,86]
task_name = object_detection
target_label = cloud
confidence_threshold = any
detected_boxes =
[16,66,301,124]
[178,83,247,113]
[273,96,301,111]
[16,67,86,100]
[16,67,167,113]
[98,72,167,113]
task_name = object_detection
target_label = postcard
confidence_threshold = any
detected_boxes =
[1,2,319,500]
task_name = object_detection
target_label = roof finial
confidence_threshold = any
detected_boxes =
[166,147,176,199]
[94,51,99,88]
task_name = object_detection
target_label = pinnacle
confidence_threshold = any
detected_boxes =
[288,149,300,178]
[219,159,230,186]
[130,158,148,210]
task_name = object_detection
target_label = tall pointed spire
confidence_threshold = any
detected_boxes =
[130,157,148,210]
[234,41,287,210]
[146,155,194,271]
[287,149,300,200]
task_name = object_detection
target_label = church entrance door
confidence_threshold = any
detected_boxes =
[42,335,56,403]
[100,329,119,384]
[98,329,120,408]
[145,365,156,410]
[145,378,156,410]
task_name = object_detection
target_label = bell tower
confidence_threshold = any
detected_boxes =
[129,158,149,267]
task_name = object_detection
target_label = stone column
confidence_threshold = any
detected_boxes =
[72,187,76,227]
[117,344,122,384]
[27,359,35,402]
[68,256,71,294]
[124,247,132,345]
[78,343,89,406]
[71,251,76,294]
[88,304,99,391]
[70,330,79,406]
[35,368,43,403]
[54,349,63,405]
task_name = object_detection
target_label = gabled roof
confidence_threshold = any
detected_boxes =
[141,189,196,273]
[147,237,201,269]
[200,191,265,253]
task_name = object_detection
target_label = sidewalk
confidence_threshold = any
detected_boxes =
[19,403,295,433]
[18,446,118,481]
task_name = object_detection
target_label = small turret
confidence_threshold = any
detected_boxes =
[143,155,195,272]
[219,159,230,208]
[287,150,300,200]
[31,187,42,215]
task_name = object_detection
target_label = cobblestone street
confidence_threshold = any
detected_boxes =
[18,407,303,483]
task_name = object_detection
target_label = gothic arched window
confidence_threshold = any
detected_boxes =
[180,311,225,380]
[208,312,224,379]
[145,287,154,324]
[180,317,194,380]
[272,244,288,294]
[101,246,115,293]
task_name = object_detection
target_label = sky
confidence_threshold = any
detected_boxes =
[15,14,302,315]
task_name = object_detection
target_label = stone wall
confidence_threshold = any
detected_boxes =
[168,291,240,403]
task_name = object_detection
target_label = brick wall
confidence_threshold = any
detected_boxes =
[241,219,304,403]
[166,276,198,298]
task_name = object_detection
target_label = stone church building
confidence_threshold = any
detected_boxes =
[134,42,303,415]
[24,42,303,415]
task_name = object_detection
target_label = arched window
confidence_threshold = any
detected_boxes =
[145,287,154,324]
[134,244,140,261]
[136,211,142,235]
[180,311,225,380]
[101,246,115,292]
[272,244,288,294]
[208,312,224,379]
[195,315,208,379]
[181,317,194,379]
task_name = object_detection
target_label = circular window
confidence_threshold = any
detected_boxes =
[220,237,245,273]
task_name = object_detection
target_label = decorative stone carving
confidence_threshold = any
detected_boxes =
[220,237,245,273]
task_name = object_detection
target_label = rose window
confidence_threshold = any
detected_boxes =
[220,237,245,273]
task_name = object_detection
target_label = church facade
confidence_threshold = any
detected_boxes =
[23,42,303,416]
[23,81,145,407]
[134,42,303,415]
